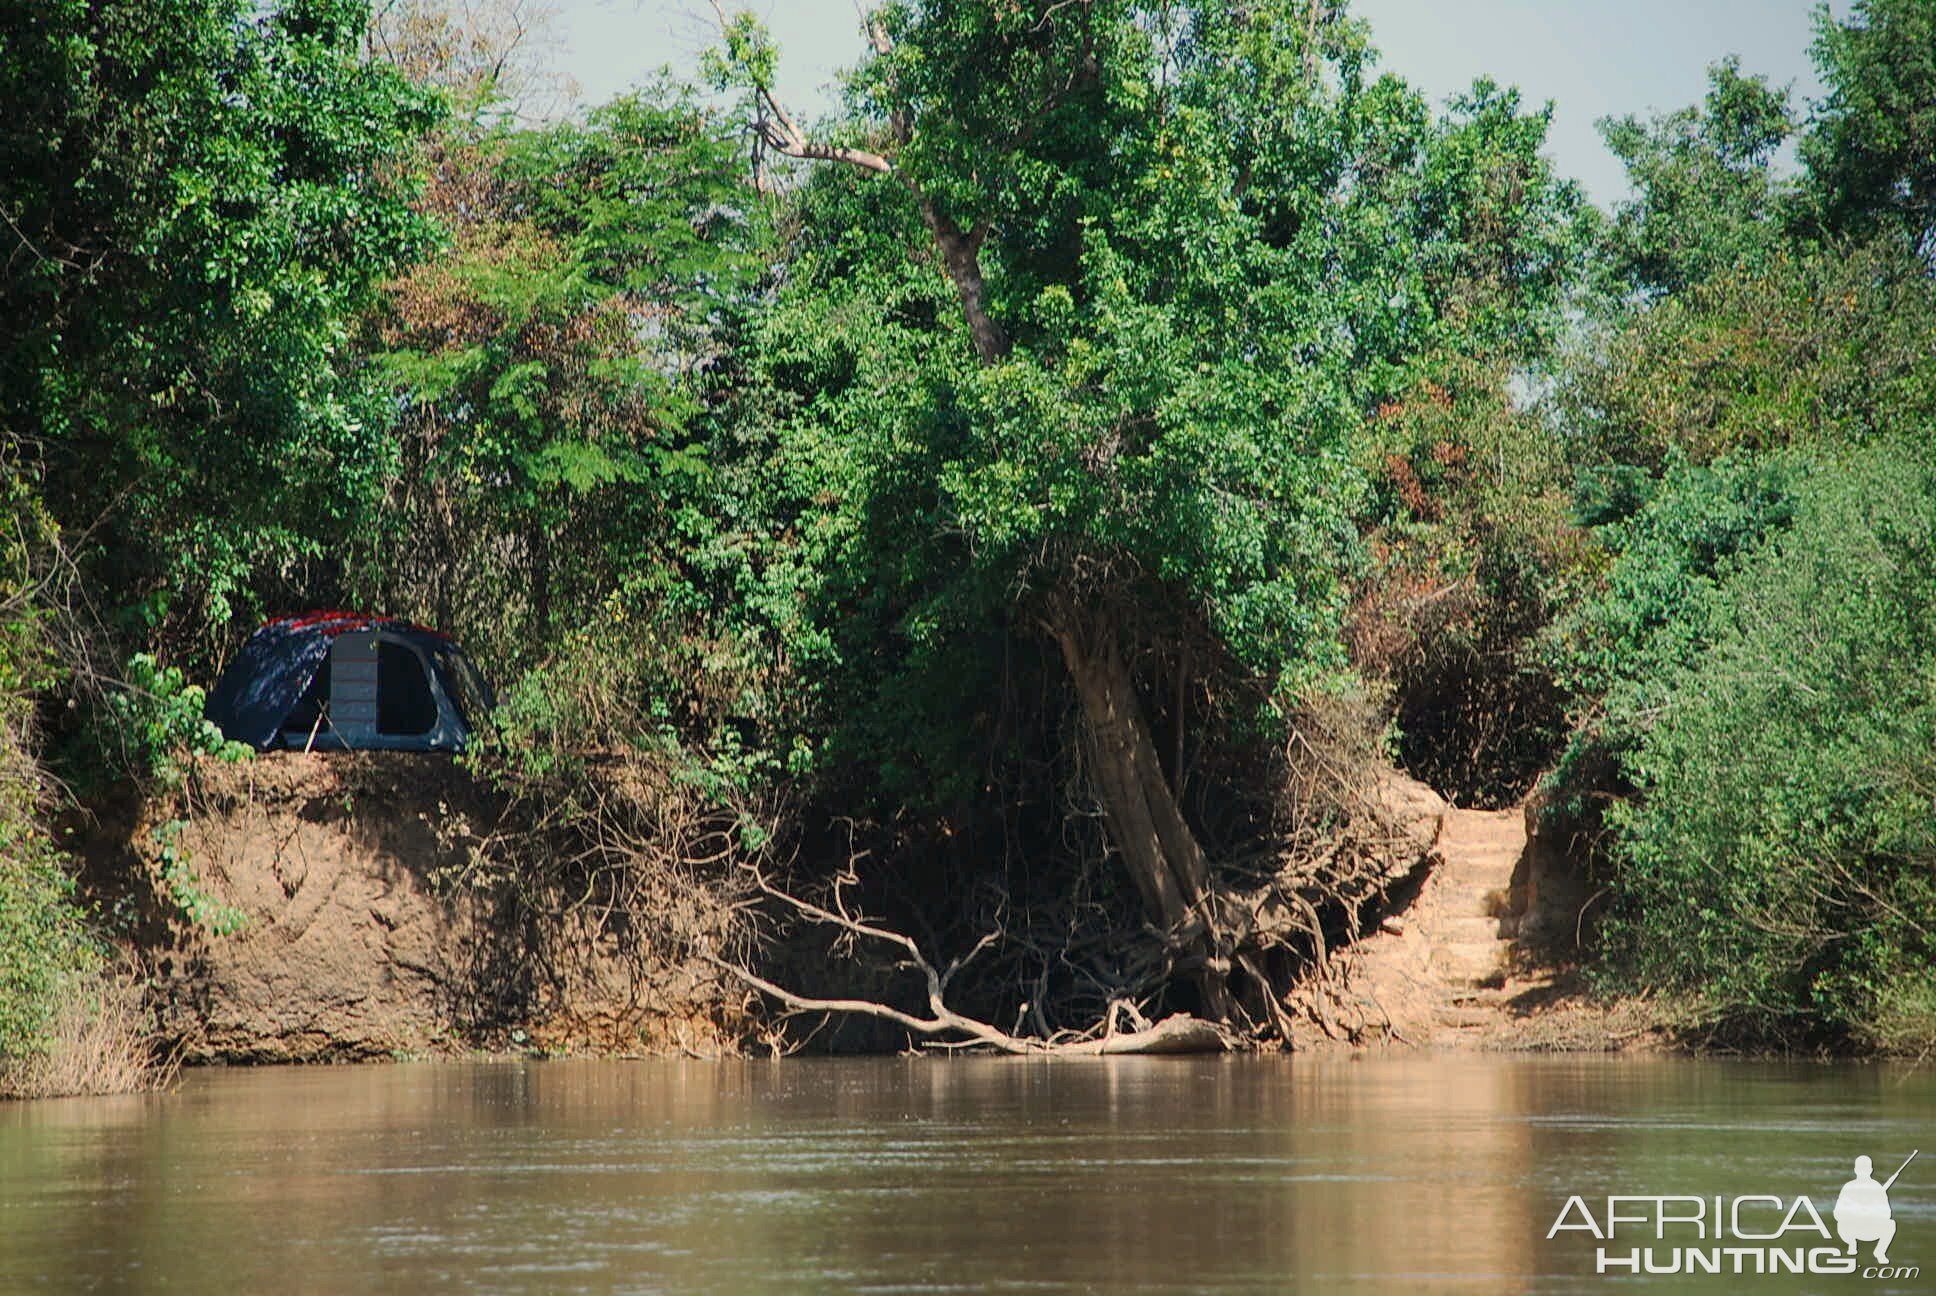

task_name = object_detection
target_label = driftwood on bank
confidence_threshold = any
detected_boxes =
[712,959,1226,1055]
[710,863,1229,1056]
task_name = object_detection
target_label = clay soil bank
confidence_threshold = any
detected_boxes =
[89,753,1663,1063]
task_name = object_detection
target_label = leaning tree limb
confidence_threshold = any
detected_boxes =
[704,2,1011,362]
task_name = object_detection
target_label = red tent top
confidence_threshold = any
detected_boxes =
[258,610,453,641]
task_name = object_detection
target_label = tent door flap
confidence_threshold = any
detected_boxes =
[329,633,380,741]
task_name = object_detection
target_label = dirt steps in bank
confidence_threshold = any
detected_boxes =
[1288,774,1649,1052]
[1422,806,1525,998]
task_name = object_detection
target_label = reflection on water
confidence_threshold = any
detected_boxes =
[0,1055,1929,1293]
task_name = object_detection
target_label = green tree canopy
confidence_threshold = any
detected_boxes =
[1598,57,1795,295]
[0,0,438,652]
[716,0,1588,1025]
[367,84,765,666]
[1597,443,1936,1046]
[1802,0,1936,256]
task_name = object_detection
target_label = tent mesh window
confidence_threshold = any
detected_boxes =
[283,656,331,742]
[434,649,486,730]
[377,641,439,737]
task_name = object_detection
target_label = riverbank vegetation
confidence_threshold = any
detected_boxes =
[4,0,1933,1086]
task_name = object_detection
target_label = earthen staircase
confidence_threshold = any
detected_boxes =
[1422,806,1529,1034]
[1293,779,1538,1047]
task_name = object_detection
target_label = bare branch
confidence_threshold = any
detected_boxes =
[721,857,1226,1055]
[1030,0,1089,34]
[709,1,896,175]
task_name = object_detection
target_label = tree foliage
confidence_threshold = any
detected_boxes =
[1565,241,1936,472]
[0,0,439,651]
[1596,446,1936,1046]
[4,0,1935,1058]
[0,450,103,1069]
[1598,57,1795,295]
[1802,0,1936,256]
[366,82,765,670]
[1551,0,1936,1047]
[704,0,1593,1026]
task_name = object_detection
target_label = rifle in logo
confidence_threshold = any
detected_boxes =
[1836,1149,1916,1265]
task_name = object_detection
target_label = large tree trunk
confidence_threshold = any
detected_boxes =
[529,520,551,642]
[917,201,1008,365]
[1049,606,1234,1021]
[712,16,1255,1035]
[913,208,1234,1020]
[752,73,1232,1017]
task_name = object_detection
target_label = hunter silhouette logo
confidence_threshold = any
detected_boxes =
[1547,1147,1920,1278]
[1836,1150,1915,1265]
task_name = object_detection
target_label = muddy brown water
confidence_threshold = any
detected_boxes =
[1,1056,1930,1294]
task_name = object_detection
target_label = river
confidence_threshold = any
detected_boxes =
[1,1055,1929,1293]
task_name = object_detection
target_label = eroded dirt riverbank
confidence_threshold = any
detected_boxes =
[85,753,1653,1062]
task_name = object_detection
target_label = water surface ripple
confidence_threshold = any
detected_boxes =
[1,1055,1929,1293]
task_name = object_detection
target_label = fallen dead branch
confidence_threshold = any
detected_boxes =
[712,859,1229,1055]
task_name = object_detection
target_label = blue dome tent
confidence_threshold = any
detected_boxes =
[205,612,492,752]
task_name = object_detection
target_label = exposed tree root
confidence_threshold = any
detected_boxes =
[697,691,1452,1055]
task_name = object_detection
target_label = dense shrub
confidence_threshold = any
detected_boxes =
[1349,364,1587,806]
[1549,451,1804,805]
[0,461,109,1079]
[0,831,105,1072]
[1590,443,1936,1047]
